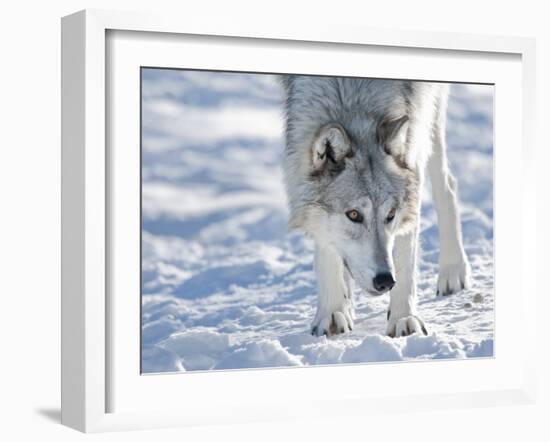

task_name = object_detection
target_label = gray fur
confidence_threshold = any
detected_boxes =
[281,75,443,235]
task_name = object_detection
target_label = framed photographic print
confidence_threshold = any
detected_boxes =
[139,68,494,373]
[61,9,537,432]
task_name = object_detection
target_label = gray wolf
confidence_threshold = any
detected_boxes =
[281,76,471,337]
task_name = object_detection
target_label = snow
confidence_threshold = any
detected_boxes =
[141,69,494,373]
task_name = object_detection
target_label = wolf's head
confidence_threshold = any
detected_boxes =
[282,77,424,295]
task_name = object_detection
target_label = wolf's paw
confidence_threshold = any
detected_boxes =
[436,258,472,296]
[386,314,427,338]
[311,309,354,337]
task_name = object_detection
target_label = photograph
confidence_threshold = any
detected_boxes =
[140,68,494,373]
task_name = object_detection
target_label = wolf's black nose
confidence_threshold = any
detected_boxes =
[373,273,396,293]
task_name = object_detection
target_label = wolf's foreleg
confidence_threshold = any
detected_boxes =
[386,227,427,337]
[311,243,354,336]
[428,93,472,295]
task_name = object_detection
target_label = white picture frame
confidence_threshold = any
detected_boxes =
[61,9,537,433]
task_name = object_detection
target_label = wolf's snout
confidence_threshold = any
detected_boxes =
[372,272,396,294]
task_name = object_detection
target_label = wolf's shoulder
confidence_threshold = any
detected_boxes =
[282,75,446,116]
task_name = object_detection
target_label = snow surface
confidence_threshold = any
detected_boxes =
[141,69,494,373]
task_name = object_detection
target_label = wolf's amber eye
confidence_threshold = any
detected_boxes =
[346,209,363,223]
[386,208,397,223]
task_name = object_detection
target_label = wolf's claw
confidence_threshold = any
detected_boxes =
[311,309,354,337]
[386,314,427,338]
[436,259,471,296]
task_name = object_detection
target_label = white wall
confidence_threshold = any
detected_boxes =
[0,1,548,440]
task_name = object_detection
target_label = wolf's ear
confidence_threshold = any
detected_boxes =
[377,115,409,158]
[310,124,352,174]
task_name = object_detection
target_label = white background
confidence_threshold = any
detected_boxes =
[0,1,548,441]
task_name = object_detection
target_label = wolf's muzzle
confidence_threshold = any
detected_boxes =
[372,272,396,294]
